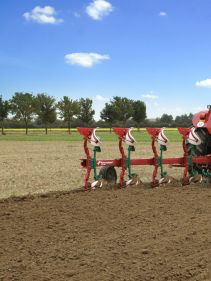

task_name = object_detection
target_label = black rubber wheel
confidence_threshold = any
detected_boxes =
[99,166,117,184]
[186,128,211,174]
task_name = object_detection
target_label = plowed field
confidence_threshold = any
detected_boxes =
[0,187,210,281]
[0,142,210,280]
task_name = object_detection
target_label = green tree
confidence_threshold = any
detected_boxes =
[35,94,57,134]
[57,96,79,134]
[0,96,10,135]
[175,113,193,127]
[100,103,118,132]
[110,96,134,124]
[132,100,146,130]
[10,92,35,135]
[160,114,174,126]
[78,98,95,124]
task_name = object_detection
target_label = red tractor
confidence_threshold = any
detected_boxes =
[187,105,211,174]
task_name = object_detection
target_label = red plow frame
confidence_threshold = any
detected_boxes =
[77,127,211,191]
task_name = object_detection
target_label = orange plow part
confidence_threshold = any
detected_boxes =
[77,127,211,191]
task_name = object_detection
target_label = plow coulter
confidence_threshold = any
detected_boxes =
[77,106,211,191]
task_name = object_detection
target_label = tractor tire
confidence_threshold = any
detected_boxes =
[186,128,211,174]
[99,166,117,184]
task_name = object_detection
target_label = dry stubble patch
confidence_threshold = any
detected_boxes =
[0,141,199,198]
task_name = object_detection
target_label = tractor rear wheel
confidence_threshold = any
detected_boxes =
[99,166,117,184]
[187,128,211,174]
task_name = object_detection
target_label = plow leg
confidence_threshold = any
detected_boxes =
[179,129,191,186]
[120,166,126,188]
[84,138,91,191]
[84,167,91,191]
[150,137,159,187]
[151,165,159,187]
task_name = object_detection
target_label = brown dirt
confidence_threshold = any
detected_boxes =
[0,186,210,281]
[0,142,210,280]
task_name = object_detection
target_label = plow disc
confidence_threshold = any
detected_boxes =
[77,127,211,191]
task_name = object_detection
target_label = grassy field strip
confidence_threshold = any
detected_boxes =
[4,127,179,132]
[0,130,183,141]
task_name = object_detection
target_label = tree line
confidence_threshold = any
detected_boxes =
[0,93,193,135]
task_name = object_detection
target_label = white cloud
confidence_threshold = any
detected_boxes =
[86,0,113,20]
[142,94,159,100]
[94,95,108,102]
[195,78,211,88]
[65,52,110,68]
[159,12,167,17]
[23,6,63,24]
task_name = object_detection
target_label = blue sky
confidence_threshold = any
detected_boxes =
[0,0,211,119]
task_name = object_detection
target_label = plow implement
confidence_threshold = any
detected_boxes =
[77,126,211,191]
